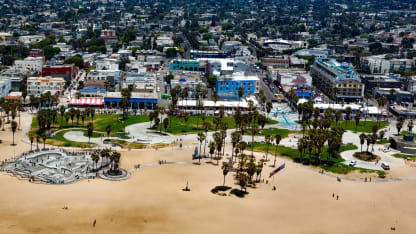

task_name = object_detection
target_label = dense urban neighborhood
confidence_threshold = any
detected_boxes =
[0,0,415,233]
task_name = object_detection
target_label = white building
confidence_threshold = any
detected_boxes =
[13,57,44,73]
[18,35,46,45]
[156,36,174,47]
[27,76,65,96]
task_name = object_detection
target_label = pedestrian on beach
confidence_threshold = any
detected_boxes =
[336,195,339,200]
[93,219,96,227]
[332,193,334,198]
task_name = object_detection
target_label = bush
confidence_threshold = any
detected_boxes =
[230,189,248,198]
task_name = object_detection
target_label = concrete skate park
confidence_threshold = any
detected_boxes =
[0,148,130,184]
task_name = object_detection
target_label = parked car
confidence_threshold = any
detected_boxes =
[381,162,390,170]
[349,160,357,166]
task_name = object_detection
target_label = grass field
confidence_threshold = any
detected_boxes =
[252,128,298,138]
[30,114,149,137]
[247,142,384,176]
[392,153,416,160]
[331,120,389,133]
[154,116,278,135]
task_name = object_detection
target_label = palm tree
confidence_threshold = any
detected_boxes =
[238,172,248,192]
[266,102,272,118]
[231,131,242,162]
[197,132,205,164]
[250,125,258,156]
[221,162,230,186]
[396,116,404,135]
[87,123,93,143]
[91,152,100,170]
[36,135,40,150]
[246,159,257,184]
[41,134,47,149]
[297,138,305,163]
[264,134,272,162]
[376,97,386,126]
[30,136,34,150]
[344,107,352,127]
[335,110,341,125]
[256,159,264,182]
[354,112,361,132]
[359,133,366,153]
[11,121,17,145]
[407,120,414,135]
[273,135,282,167]
[208,141,215,161]
[203,122,211,156]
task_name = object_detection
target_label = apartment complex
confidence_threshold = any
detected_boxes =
[216,75,259,100]
[311,58,363,101]
[27,76,65,96]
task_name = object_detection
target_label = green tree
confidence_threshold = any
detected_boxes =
[221,162,230,186]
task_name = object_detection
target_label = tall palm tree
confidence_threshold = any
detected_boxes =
[264,134,272,162]
[36,135,40,150]
[273,135,282,167]
[87,123,93,143]
[231,131,242,162]
[203,122,211,156]
[250,125,258,156]
[354,112,361,132]
[11,121,17,146]
[41,134,47,149]
[359,133,366,153]
[197,132,206,164]
[407,120,414,135]
[208,141,215,161]
[30,136,34,150]
[221,162,230,186]
[91,152,100,170]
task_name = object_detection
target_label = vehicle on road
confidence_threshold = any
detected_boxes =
[349,160,357,166]
[381,162,390,170]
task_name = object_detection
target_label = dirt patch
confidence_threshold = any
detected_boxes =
[353,152,380,162]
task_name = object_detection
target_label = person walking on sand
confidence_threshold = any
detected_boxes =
[336,195,339,200]
[93,219,96,228]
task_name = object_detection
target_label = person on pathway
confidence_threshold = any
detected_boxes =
[336,195,339,200]
[93,219,96,228]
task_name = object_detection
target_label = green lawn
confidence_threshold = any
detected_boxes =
[392,153,416,160]
[252,128,298,138]
[247,142,383,176]
[30,114,149,137]
[154,116,278,135]
[94,114,149,133]
[331,120,389,133]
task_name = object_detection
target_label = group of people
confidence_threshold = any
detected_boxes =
[158,160,168,165]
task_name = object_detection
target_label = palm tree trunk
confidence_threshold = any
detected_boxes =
[223,175,226,186]
[273,146,278,167]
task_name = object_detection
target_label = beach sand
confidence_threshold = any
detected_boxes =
[0,118,415,233]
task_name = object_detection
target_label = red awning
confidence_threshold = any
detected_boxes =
[69,98,104,106]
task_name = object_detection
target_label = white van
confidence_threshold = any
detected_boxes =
[381,162,390,170]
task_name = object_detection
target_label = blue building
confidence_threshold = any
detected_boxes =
[169,59,200,71]
[216,75,259,100]
[104,92,158,109]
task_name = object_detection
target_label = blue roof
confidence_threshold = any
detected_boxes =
[296,91,311,97]
[179,77,186,82]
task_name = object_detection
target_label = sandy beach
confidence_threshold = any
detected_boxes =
[0,117,415,234]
